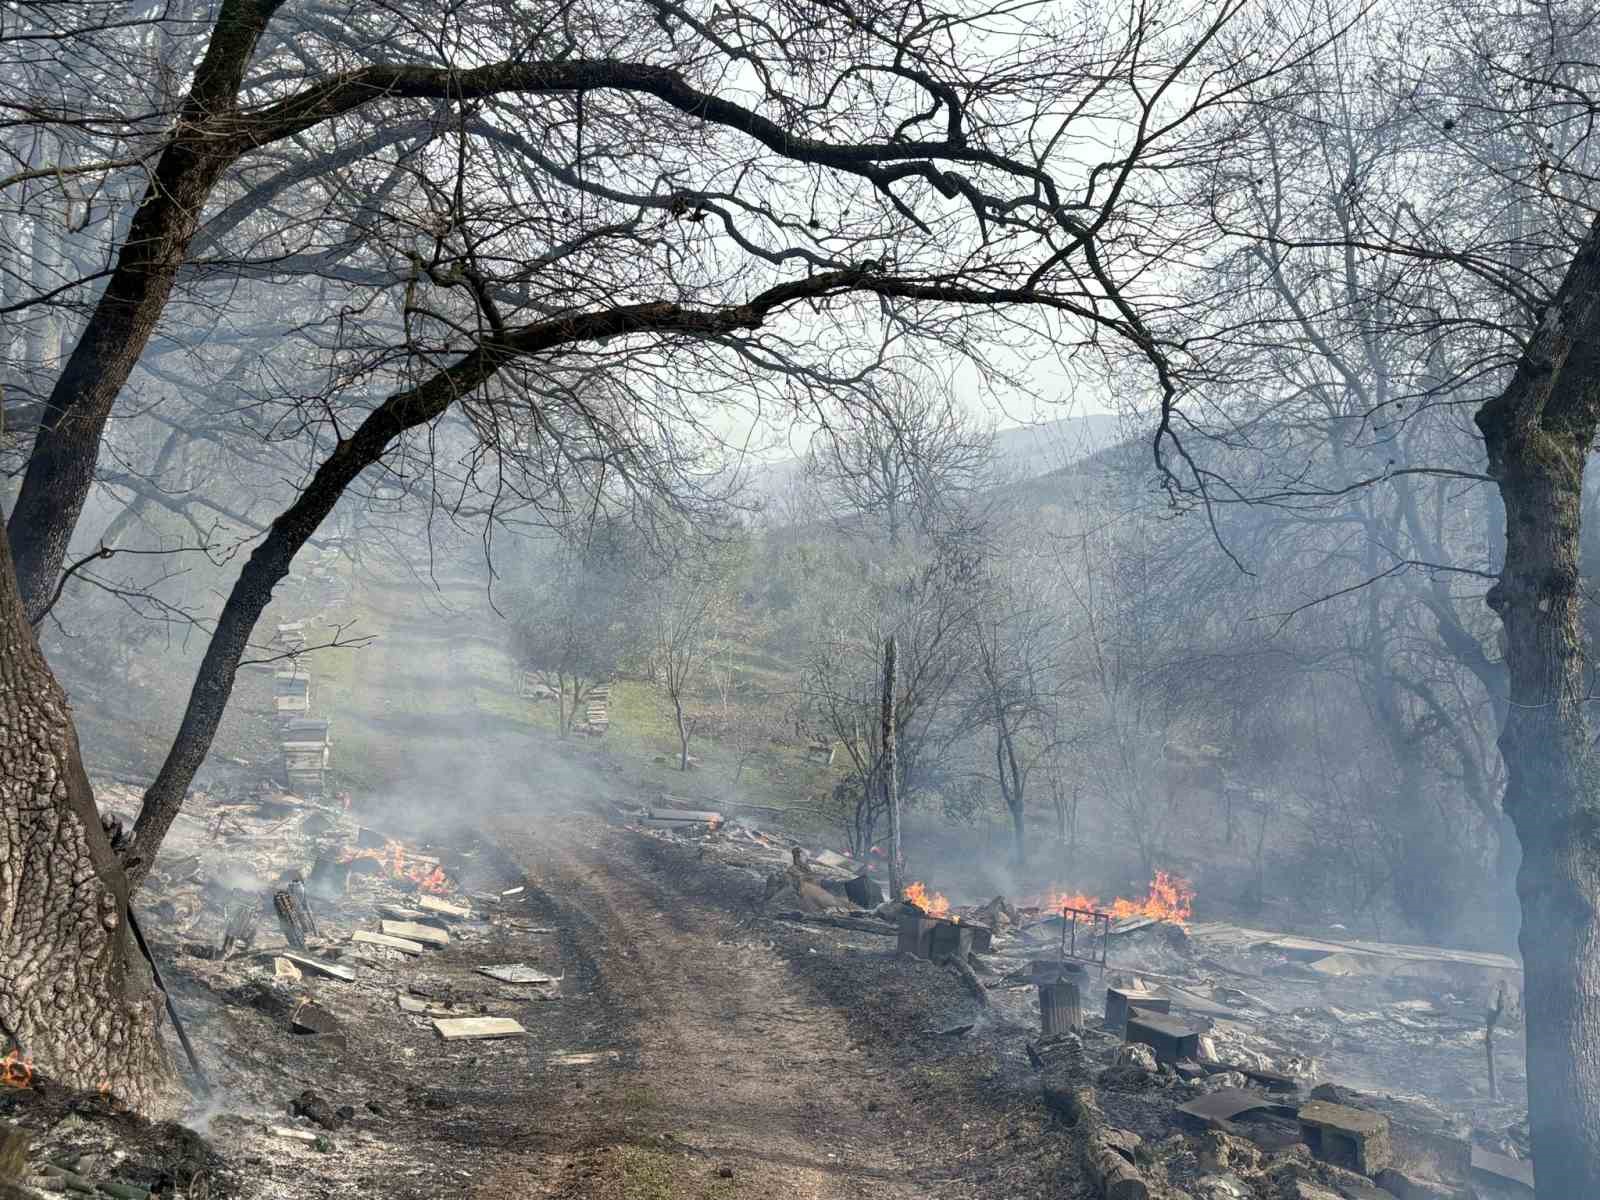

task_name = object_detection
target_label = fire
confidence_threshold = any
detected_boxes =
[340,840,451,895]
[1108,870,1195,924]
[904,881,950,918]
[409,865,448,894]
[1029,870,1196,926]
[2,1050,33,1089]
[98,1079,111,1098]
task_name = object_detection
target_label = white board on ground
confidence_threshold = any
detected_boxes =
[432,1016,526,1040]
[280,952,356,981]
[381,919,449,946]
[418,894,472,919]
[352,930,425,955]
[477,963,561,984]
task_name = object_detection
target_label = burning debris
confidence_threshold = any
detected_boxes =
[1028,869,1197,927]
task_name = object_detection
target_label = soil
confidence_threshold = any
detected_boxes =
[0,796,1079,1200]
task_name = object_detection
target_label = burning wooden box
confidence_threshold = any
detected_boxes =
[897,909,973,961]
[281,718,331,796]
[273,668,311,715]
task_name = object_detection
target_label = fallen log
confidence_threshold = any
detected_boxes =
[775,911,897,935]
[1039,1038,1151,1200]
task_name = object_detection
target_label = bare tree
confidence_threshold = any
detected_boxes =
[511,521,642,735]
[0,0,1325,1107]
[649,544,736,771]
[805,376,994,547]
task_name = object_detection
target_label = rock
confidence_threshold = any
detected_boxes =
[1196,1070,1250,1094]
[365,1101,389,1117]
[716,1166,734,1179]
[1197,1130,1260,1173]
[1116,1043,1158,1072]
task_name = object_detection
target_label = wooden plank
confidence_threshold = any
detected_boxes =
[418,895,472,920]
[432,1016,525,1040]
[352,930,425,955]
[280,952,356,982]
[381,920,449,946]
[477,963,559,984]
[646,807,722,823]
[396,993,475,1017]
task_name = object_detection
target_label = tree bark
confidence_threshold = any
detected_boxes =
[6,0,280,622]
[1475,210,1600,1199]
[882,635,901,901]
[0,510,173,1107]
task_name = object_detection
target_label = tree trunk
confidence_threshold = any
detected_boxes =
[673,686,690,770]
[6,0,278,622]
[1475,210,1600,1198]
[0,518,174,1109]
[882,635,901,901]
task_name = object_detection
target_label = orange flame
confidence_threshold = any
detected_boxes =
[340,840,451,895]
[904,881,950,918]
[97,1078,111,1098]
[2,1050,33,1089]
[1027,870,1195,927]
[408,865,449,894]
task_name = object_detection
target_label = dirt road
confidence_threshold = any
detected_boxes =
[452,809,1068,1200]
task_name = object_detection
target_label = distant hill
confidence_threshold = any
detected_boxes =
[740,412,1124,511]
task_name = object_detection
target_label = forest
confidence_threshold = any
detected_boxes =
[2,1,1597,1197]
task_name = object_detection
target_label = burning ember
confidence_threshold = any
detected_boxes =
[2,1050,33,1089]
[339,839,451,894]
[904,880,951,918]
[1030,870,1196,926]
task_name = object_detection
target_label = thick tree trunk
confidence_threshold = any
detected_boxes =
[0,520,174,1108]
[1476,211,1600,1199]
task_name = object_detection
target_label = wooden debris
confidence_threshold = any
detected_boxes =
[646,807,722,823]
[1039,1038,1153,1200]
[378,903,427,921]
[352,930,425,955]
[280,952,356,982]
[290,1000,341,1037]
[418,895,472,920]
[221,902,260,961]
[269,1127,321,1143]
[432,1016,526,1040]
[396,993,476,1017]
[381,920,449,946]
[274,957,303,983]
[477,963,560,985]
[500,886,525,897]
[775,911,897,935]
[273,889,315,950]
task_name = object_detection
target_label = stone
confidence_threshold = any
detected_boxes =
[1196,1070,1249,1094]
